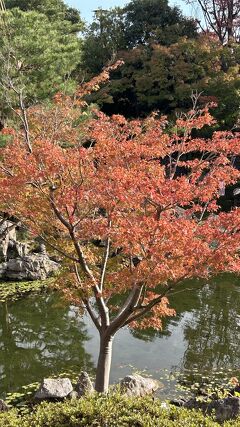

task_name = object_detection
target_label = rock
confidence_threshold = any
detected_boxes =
[0,219,59,280]
[34,378,73,401]
[120,374,160,397]
[76,371,94,397]
[0,220,17,262]
[0,253,59,281]
[170,398,186,407]
[172,396,240,423]
[208,397,240,423]
[0,400,8,412]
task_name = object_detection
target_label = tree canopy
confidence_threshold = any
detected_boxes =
[5,0,82,25]
[90,36,240,129]
[0,74,239,392]
[81,0,198,76]
[124,0,197,47]
[188,0,240,44]
[0,8,83,126]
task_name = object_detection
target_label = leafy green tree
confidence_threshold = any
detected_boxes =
[81,0,197,76]
[124,0,197,47]
[81,8,126,76]
[0,8,83,127]
[92,36,240,128]
[5,0,82,26]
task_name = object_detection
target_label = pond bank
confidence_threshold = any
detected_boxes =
[2,369,240,424]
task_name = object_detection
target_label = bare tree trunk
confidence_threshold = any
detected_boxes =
[95,333,113,393]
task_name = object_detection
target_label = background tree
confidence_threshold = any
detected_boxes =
[0,78,239,392]
[0,7,83,130]
[91,36,240,129]
[81,8,125,77]
[81,0,197,77]
[5,0,82,25]
[124,0,197,47]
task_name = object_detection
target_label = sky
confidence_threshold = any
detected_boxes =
[66,0,192,22]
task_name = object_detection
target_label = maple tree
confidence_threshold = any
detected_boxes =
[188,0,240,44]
[0,72,239,393]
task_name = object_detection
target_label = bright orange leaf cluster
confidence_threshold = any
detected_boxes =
[0,88,240,332]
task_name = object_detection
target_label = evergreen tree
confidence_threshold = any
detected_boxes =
[0,8,83,126]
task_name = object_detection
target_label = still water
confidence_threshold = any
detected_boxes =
[0,274,239,398]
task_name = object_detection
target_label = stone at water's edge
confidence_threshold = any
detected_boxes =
[120,374,160,397]
[0,219,59,280]
[0,253,59,281]
[171,396,240,423]
[76,371,94,397]
[0,400,8,412]
[34,378,73,400]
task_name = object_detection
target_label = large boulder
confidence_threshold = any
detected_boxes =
[0,253,59,280]
[0,219,59,280]
[76,371,94,397]
[34,378,73,401]
[120,374,160,397]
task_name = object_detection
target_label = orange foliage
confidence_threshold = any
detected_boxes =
[0,77,239,332]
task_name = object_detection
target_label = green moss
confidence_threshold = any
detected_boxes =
[1,393,240,427]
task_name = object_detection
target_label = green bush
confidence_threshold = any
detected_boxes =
[1,393,240,427]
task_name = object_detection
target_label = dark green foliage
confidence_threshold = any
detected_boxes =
[123,0,197,47]
[91,37,240,129]
[5,0,82,26]
[0,393,239,426]
[0,8,83,125]
[81,0,197,77]
[81,8,126,76]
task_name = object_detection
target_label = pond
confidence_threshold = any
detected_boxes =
[0,274,240,399]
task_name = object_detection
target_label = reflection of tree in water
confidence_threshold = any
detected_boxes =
[182,275,240,372]
[0,293,94,396]
[128,275,240,374]
[129,279,204,342]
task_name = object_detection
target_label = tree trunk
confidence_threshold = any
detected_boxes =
[95,334,113,393]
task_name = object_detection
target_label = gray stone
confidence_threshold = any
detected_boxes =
[208,397,240,422]
[0,399,8,412]
[120,374,160,397]
[34,378,73,400]
[0,220,17,262]
[0,253,59,281]
[76,371,94,397]
[173,396,240,423]
[0,218,59,280]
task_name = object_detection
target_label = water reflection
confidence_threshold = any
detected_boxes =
[182,275,240,371]
[0,274,239,398]
[0,293,94,397]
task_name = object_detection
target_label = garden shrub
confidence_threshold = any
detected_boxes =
[1,393,240,426]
